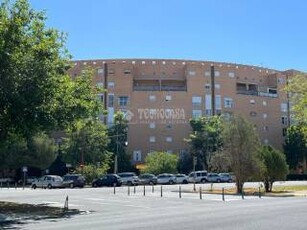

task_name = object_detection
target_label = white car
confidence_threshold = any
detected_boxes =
[188,171,208,183]
[31,175,63,189]
[175,174,189,184]
[157,173,176,184]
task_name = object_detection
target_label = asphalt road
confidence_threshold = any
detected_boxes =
[1,184,307,230]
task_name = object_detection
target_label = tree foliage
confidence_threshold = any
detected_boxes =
[142,152,178,175]
[284,125,307,171]
[107,112,132,173]
[222,115,263,194]
[0,0,105,174]
[62,119,111,170]
[259,145,289,192]
[75,164,109,184]
[285,74,307,126]
[187,116,223,171]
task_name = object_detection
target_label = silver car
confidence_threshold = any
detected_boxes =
[118,172,139,186]
[157,173,176,184]
[31,175,63,189]
[175,174,189,184]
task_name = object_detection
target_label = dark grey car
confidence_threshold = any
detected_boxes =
[139,174,157,185]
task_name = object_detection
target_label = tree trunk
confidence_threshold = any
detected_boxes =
[236,180,243,194]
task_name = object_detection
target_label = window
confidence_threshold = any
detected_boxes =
[149,95,156,102]
[118,96,129,106]
[281,103,288,112]
[215,95,221,110]
[133,150,142,162]
[192,110,202,118]
[215,84,221,89]
[264,139,269,144]
[204,71,210,77]
[205,109,212,116]
[108,94,114,107]
[222,112,232,121]
[263,126,269,131]
[108,69,115,74]
[228,72,235,78]
[108,81,115,89]
[192,96,202,109]
[166,150,173,154]
[215,71,220,77]
[224,97,233,108]
[250,111,257,117]
[166,137,173,142]
[124,70,131,74]
[205,83,211,89]
[205,94,211,110]
[263,113,267,119]
[149,122,156,129]
[142,61,146,64]
[278,78,284,84]
[97,94,104,103]
[282,116,288,125]
[263,101,267,106]
[250,99,256,104]
[97,68,104,74]
[149,136,156,143]
[96,82,104,88]
[165,95,172,101]
[189,71,196,76]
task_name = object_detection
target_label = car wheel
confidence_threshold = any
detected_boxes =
[69,183,74,188]
[47,184,52,189]
[92,183,97,187]
[113,182,117,187]
[169,180,174,185]
[228,179,232,183]
[127,181,133,186]
[32,184,37,189]
[183,180,188,184]
[217,179,221,183]
[201,179,207,183]
[149,181,154,185]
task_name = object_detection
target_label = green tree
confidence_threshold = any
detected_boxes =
[0,132,56,171]
[0,0,104,174]
[75,164,109,184]
[107,112,132,173]
[62,119,111,170]
[222,115,263,194]
[177,152,193,174]
[142,152,178,175]
[259,145,289,192]
[284,125,307,172]
[186,116,223,171]
[285,74,307,125]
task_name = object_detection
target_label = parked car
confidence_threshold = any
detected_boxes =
[118,172,139,186]
[139,174,157,185]
[175,174,189,184]
[207,173,221,183]
[156,173,176,184]
[31,175,63,189]
[62,174,86,188]
[92,174,122,187]
[218,173,233,183]
[188,171,208,183]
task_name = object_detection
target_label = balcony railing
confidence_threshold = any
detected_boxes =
[133,85,187,91]
[237,90,278,98]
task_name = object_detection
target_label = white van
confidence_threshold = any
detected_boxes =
[31,175,63,189]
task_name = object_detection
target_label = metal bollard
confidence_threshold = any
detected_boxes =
[222,188,225,201]
[143,185,146,196]
[128,185,130,196]
[64,195,69,212]
[241,190,244,200]
[152,185,154,193]
[259,187,261,198]
[134,185,136,194]
[160,185,163,197]
[113,185,116,194]
[15,182,17,190]
[199,187,202,200]
[1,181,2,189]
[179,186,182,198]
[7,181,9,189]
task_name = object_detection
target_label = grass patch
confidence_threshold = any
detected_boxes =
[272,185,307,192]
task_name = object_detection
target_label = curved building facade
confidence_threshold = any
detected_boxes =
[69,59,297,164]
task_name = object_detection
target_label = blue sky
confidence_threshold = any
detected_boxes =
[29,0,307,72]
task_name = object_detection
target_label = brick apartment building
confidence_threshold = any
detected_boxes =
[69,59,297,165]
